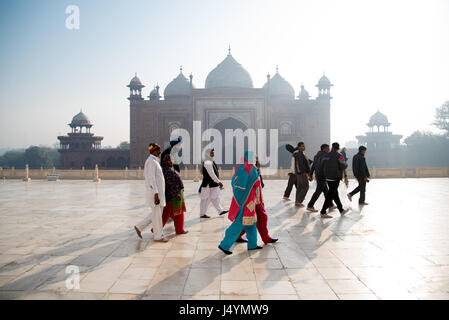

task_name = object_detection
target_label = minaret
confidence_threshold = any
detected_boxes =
[127,73,145,101]
[316,73,333,99]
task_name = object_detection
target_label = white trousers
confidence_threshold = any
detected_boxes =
[200,186,223,216]
[136,205,164,240]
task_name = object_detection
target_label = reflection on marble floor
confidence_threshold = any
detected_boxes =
[0,178,448,300]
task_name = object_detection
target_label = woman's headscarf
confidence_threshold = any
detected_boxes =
[161,154,184,202]
[241,150,255,173]
[204,148,214,162]
[232,150,258,206]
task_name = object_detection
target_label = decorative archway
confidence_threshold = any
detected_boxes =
[213,117,249,168]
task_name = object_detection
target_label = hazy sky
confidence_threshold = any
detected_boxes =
[1,0,448,149]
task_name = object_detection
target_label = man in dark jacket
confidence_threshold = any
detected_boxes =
[319,142,349,218]
[307,144,335,212]
[348,146,370,205]
[293,142,311,207]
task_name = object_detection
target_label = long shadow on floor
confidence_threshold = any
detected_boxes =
[0,230,156,297]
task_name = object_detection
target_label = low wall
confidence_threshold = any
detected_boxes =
[1,166,448,180]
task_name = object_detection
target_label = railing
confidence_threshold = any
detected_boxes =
[1,166,448,180]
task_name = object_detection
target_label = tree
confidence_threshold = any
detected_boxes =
[0,146,60,169]
[0,150,26,168]
[433,100,449,136]
[404,131,449,167]
[40,146,60,167]
[117,141,130,150]
[24,146,53,169]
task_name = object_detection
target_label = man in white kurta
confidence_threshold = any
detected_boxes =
[134,143,168,242]
[199,149,228,218]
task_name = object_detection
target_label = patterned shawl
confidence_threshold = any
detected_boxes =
[161,154,184,202]
[227,150,260,225]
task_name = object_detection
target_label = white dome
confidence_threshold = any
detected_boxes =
[369,111,389,126]
[205,53,253,89]
[263,71,295,99]
[71,111,91,126]
[317,74,332,88]
[129,74,143,87]
[164,71,193,99]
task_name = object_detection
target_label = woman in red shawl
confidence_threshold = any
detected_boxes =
[152,154,188,235]
[218,150,262,254]
[236,155,278,245]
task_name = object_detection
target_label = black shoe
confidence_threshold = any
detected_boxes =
[248,246,263,251]
[219,210,229,216]
[269,238,278,243]
[218,245,232,255]
[200,214,211,219]
[236,238,248,243]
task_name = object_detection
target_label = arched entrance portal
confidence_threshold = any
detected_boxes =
[213,117,249,169]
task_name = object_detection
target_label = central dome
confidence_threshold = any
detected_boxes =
[205,53,253,89]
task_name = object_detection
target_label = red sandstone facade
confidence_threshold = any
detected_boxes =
[57,111,130,169]
[129,52,332,169]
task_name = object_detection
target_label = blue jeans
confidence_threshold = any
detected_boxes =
[220,208,258,251]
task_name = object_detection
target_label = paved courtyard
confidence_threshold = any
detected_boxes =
[0,178,448,300]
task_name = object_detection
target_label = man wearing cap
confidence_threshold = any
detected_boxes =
[134,143,168,242]
[199,148,228,218]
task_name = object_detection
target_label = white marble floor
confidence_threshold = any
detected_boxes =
[0,178,448,300]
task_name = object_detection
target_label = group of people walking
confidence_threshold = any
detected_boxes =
[283,142,370,219]
[134,138,370,254]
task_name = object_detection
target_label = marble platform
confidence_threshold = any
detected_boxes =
[0,178,448,300]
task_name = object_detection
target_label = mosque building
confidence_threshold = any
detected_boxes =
[128,48,333,169]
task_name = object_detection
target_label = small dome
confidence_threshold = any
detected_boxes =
[298,84,310,101]
[129,74,143,87]
[263,70,295,99]
[369,111,389,126]
[164,70,193,99]
[149,85,161,100]
[71,110,91,126]
[205,53,253,89]
[317,74,332,88]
